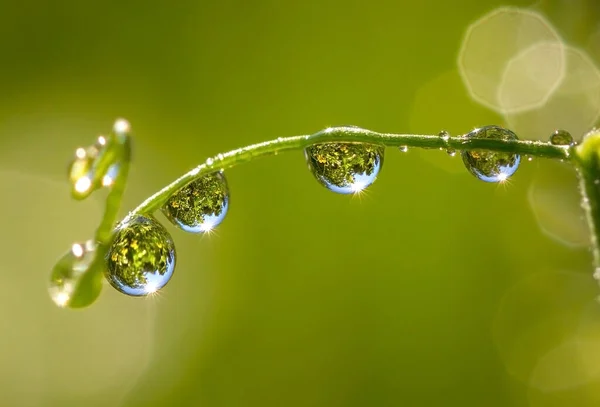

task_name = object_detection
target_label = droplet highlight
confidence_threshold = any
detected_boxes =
[461,125,521,182]
[399,145,408,153]
[550,129,574,146]
[49,240,100,308]
[106,215,176,296]
[161,172,229,233]
[102,163,120,187]
[304,142,384,194]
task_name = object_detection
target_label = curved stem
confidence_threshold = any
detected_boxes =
[131,126,571,215]
[95,137,131,245]
[573,129,600,274]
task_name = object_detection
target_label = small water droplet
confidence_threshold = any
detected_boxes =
[68,151,93,189]
[67,137,112,199]
[527,156,533,162]
[113,118,131,142]
[106,215,176,296]
[549,129,574,146]
[217,153,224,161]
[206,157,214,166]
[438,130,450,143]
[399,146,408,153]
[447,148,457,157]
[162,172,229,233]
[304,143,384,194]
[49,240,98,308]
[461,125,521,183]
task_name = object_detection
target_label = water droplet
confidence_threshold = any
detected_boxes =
[106,215,176,296]
[438,130,450,143]
[67,138,110,199]
[461,126,521,183]
[68,150,94,192]
[49,240,100,308]
[206,157,214,166]
[550,129,574,146]
[528,156,534,162]
[161,172,229,233]
[217,153,224,161]
[399,146,408,153]
[447,148,457,157]
[304,142,384,194]
[112,118,131,142]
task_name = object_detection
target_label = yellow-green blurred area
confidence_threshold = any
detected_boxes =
[2,0,600,406]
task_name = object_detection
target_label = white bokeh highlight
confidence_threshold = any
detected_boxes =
[458,7,566,114]
[505,46,600,140]
[498,41,565,114]
[528,161,589,248]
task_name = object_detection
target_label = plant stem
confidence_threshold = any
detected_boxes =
[95,138,131,245]
[574,129,600,274]
[131,126,572,215]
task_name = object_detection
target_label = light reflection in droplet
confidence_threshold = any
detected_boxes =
[74,176,92,193]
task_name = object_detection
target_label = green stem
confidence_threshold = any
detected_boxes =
[95,137,131,245]
[574,129,600,273]
[132,126,571,215]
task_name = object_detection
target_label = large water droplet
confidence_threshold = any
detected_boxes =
[49,240,102,308]
[550,129,574,146]
[304,142,384,194]
[106,215,176,296]
[461,125,521,182]
[161,172,229,233]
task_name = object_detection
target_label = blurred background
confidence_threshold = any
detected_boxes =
[1,0,600,406]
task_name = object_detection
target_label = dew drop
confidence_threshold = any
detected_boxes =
[49,240,99,308]
[399,145,408,152]
[304,142,384,194]
[68,151,94,192]
[161,172,229,233]
[67,137,110,199]
[447,148,457,157]
[106,215,176,296]
[461,125,521,183]
[438,130,450,143]
[112,118,131,142]
[550,129,574,146]
[206,157,214,166]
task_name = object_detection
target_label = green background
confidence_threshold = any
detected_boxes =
[1,1,599,406]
